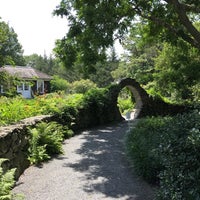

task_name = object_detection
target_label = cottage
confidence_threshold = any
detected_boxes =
[0,65,52,98]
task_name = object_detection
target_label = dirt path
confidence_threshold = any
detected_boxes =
[12,121,155,200]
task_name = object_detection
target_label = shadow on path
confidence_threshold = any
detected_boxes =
[62,121,155,200]
[12,121,155,200]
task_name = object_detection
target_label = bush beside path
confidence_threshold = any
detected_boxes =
[12,121,155,200]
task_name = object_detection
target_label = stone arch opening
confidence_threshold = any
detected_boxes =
[117,86,136,120]
[117,78,150,119]
[118,84,143,119]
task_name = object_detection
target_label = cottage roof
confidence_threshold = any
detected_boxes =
[0,65,52,80]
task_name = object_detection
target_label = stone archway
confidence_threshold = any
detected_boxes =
[118,78,150,118]
[111,78,186,119]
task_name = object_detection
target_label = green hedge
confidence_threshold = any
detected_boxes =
[126,108,200,199]
[157,110,200,200]
[126,116,168,184]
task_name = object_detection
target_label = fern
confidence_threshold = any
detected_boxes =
[37,122,64,155]
[28,128,50,164]
[0,159,16,200]
[28,122,66,164]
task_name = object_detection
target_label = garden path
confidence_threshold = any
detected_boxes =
[12,120,155,200]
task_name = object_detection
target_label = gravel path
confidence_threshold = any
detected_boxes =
[12,120,155,200]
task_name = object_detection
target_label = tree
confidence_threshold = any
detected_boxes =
[24,54,51,73]
[0,19,25,66]
[89,61,118,87]
[111,22,159,86]
[111,21,200,103]
[153,40,200,102]
[0,71,18,97]
[54,0,200,68]
[24,53,63,77]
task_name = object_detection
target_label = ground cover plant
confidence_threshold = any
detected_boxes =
[0,159,16,200]
[126,108,200,199]
[28,121,73,165]
[117,97,134,116]
[0,159,25,200]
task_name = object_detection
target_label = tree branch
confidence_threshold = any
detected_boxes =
[130,0,200,48]
[182,3,200,13]
[149,15,200,48]
[165,0,200,47]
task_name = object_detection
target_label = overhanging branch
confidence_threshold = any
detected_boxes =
[165,0,200,47]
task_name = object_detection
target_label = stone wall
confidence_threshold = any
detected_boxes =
[0,115,52,179]
[0,102,123,180]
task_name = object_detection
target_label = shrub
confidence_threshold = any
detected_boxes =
[70,79,97,94]
[0,71,18,97]
[83,87,110,124]
[50,75,70,92]
[0,93,85,126]
[0,96,41,126]
[126,116,169,184]
[28,122,67,164]
[156,110,200,200]
[0,159,16,200]
[118,97,134,115]
[126,109,200,199]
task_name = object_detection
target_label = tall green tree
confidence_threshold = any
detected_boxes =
[89,61,118,87]
[54,0,200,68]
[112,22,159,87]
[0,19,25,66]
[24,54,52,73]
[0,71,18,97]
[153,40,200,102]
[24,53,63,77]
[24,53,84,82]
[112,21,200,103]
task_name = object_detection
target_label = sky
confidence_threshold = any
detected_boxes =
[0,0,69,56]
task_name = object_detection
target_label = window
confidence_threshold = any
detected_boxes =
[17,83,30,92]
[24,83,29,91]
[17,83,23,92]
[0,85,3,93]
[37,80,44,94]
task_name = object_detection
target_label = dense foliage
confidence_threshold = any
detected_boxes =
[70,79,97,94]
[0,159,16,200]
[0,72,19,97]
[0,93,84,126]
[126,109,200,199]
[112,21,200,103]
[0,84,121,127]
[154,40,200,102]
[126,117,166,183]
[50,75,70,92]
[117,87,135,115]
[54,0,200,69]
[52,1,200,105]
[28,122,72,164]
